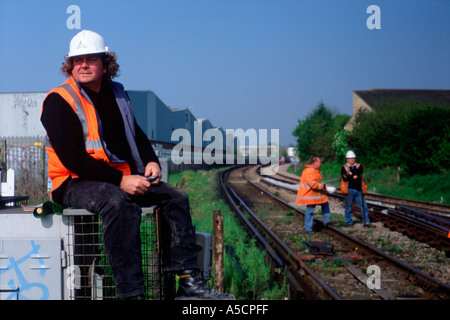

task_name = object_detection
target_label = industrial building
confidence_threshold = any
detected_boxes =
[0,89,230,193]
[0,89,226,151]
[0,92,47,138]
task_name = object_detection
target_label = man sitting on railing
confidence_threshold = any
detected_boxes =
[41,30,234,300]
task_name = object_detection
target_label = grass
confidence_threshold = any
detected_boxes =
[307,257,347,277]
[168,167,286,300]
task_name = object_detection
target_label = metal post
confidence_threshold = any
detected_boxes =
[213,210,224,292]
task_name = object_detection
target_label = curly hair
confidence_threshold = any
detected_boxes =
[61,52,120,79]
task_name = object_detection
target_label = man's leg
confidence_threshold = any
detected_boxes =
[345,189,356,225]
[304,205,316,232]
[133,182,198,272]
[320,202,331,225]
[135,182,234,300]
[63,179,145,298]
[363,197,370,224]
[355,191,371,225]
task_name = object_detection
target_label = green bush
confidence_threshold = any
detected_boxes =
[399,106,450,175]
[349,99,450,176]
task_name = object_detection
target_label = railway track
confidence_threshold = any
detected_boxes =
[220,165,450,300]
[271,163,450,218]
[261,164,450,256]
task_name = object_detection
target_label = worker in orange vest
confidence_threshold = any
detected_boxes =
[41,30,234,300]
[341,150,372,227]
[296,157,332,233]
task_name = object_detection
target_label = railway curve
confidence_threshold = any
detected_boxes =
[220,165,450,300]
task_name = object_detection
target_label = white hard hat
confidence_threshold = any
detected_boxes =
[68,30,109,58]
[346,150,356,159]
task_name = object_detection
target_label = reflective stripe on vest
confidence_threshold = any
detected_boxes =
[59,83,103,151]
[298,182,324,191]
[296,195,324,201]
[344,163,360,172]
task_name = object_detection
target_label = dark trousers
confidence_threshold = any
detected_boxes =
[62,179,199,298]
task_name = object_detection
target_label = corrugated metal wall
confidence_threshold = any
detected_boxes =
[0,93,47,137]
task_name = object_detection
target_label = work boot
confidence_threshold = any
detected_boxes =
[176,269,235,300]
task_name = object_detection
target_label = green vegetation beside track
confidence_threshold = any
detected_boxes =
[169,168,286,300]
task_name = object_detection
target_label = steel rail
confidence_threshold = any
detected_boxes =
[248,165,450,300]
[272,164,450,218]
[219,166,342,300]
[262,169,450,255]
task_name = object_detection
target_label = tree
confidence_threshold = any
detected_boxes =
[292,103,350,162]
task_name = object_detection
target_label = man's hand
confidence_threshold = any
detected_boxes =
[144,162,162,184]
[119,162,161,195]
[120,175,150,195]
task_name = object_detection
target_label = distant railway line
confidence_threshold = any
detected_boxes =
[261,164,450,256]
[270,164,450,217]
[220,164,450,300]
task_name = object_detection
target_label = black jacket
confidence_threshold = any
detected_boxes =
[341,163,364,191]
[41,81,159,203]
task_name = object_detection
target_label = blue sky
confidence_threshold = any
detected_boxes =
[1,0,449,146]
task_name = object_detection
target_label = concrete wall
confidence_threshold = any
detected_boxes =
[0,92,47,137]
[345,91,373,131]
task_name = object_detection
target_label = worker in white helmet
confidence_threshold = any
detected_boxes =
[340,151,373,227]
[41,30,234,300]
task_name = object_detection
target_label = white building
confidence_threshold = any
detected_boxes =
[0,92,47,137]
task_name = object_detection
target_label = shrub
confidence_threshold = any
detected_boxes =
[349,99,450,176]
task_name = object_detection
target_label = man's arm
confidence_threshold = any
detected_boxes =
[305,169,325,191]
[134,123,160,167]
[132,119,162,181]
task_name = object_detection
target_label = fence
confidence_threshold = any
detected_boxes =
[0,136,47,181]
[64,207,172,300]
[0,136,233,203]
[0,136,48,202]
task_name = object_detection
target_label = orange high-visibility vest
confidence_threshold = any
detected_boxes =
[296,165,328,205]
[43,77,140,193]
[340,163,368,195]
